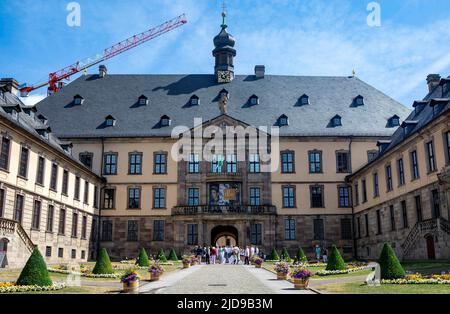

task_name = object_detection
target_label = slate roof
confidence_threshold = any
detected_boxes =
[35,74,411,138]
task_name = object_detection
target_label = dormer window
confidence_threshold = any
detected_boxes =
[278,115,289,127]
[37,114,48,125]
[2,105,21,119]
[219,89,229,98]
[105,115,116,127]
[23,106,37,119]
[36,127,51,140]
[138,95,148,106]
[73,95,84,105]
[388,115,400,128]
[429,98,449,116]
[330,115,342,127]
[60,142,73,155]
[353,95,364,107]
[413,100,427,116]
[299,94,310,106]
[190,95,200,106]
[401,120,419,136]
[249,95,259,106]
[160,115,171,127]
[377,140,391,154]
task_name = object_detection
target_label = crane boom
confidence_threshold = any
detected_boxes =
[20,14,187,97]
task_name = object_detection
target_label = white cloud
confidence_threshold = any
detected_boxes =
[20,94,47,107]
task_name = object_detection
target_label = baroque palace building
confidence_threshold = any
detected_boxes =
[33,16,412,260]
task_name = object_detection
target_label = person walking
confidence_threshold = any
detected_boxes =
[250,246,255,259]
[244,246,250,265]
[205,246,211,265]
[220,246,226,264]
[314,245,321,262]
[322,248,328,263]
[196,245,203,264]
[210,247,217,265]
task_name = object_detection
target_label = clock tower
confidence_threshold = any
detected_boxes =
[213,10,236,83]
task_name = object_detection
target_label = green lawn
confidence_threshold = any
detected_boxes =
[315,282,450,294]
[9,286,119,294]
[401,261,450,273]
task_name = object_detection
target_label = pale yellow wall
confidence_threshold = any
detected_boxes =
[352,115,450,213]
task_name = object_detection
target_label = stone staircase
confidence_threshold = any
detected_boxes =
[0,218,36,268]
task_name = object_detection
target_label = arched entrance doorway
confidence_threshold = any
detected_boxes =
[211,226,238,247]
[425,234,436,260]
[0,238,9,268]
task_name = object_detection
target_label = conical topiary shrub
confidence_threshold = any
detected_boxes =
[156,248,167,262]
[137,248,150,267]
[378,243,406,279]
[326,246,347,271]
[268,248,280,261]
[280,248,291,262]
[295,247,308,264]
[168,249,178,262]
[16,248,53,287]
[92,248,113,274]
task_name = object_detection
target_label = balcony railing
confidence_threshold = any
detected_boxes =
[172,205,276,216]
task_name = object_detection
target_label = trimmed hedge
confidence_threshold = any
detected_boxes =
[325,246,347,271]
[168,249,178,262]
[16,248,53,287]
[92,248,113,274]
[378,243,406,280]
[295,247,308,263]
[268,248,280,261]
[157,248,168,262]
[280,248,291,262]
[137,248,150,267]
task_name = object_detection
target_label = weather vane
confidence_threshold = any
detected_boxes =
[221,0,227,28]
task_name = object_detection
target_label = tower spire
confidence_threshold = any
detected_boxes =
[221,0,227,28]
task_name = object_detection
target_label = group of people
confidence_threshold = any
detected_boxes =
[192,245,264,265]
[314,245,329,263]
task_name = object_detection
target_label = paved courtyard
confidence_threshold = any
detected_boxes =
[140,265,316,294]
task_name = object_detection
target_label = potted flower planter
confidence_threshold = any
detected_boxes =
[123,280,140,293]
[183,262,191,269]
[293,278,309,289]
[121,269,140,294]
[274,262,290,280]
[290,267,313,290]
[277,272,288,280]
[255,264,262,268]
[150,273,161,281]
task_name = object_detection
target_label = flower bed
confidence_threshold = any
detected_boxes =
[315,266,366,276]
[382,273,450,285]
[0,282,66,293]
[48,268,120,279]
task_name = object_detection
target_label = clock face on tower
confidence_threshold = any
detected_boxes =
[217,70,232,83]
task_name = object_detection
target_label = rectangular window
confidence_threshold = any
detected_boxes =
[18,147,29,178]
[14,194,24,224]
[390,205,396,231]
[362,179,368,203]
[281,151,294,173]
[282,186,295,208]
[128,187,141,209]
[84,181,89,204]
[103,153,118,175]
[45,246,52,257]
[129,153,142,175]
[0,189,5,218]
[386,165,393,192]
[249,187,261,206]
[46,205,54,233]
[74,176,81,200]
[250,223,262,245]
[50,163,58,191]
[354,184,359,205]
[187,224,198,245]
[376,210,382,235]
[338,186,350,208]
[153,220,165,241]
[36,156,45,185]
[212,155,224,173]
[249,154,260,173]
[426,141,437,173]
[32,200,41,230]
[58,248,63,258]
[58,208,66,235]
[310,185,324,208]
[188,154,199,174]
[154,153,167,174]
[153,188,166,209]
[103,188,115,209]
[357,217,361,239]
[188,188,200,206]
[0,137,11,171]
[94,186,99,209]
[313,219,324,240]
[373,173,379,197]
[62,170,69,195]
[401,201,408,228]
[415,195,423,223]
[71,249,76,259]
[308,151,322,173]
[227,154,237,173]
[81,250,86,260]
[341,218,352,240]
[91,218,98,242]
[446,132,450,164]
[71,212,78,238]
[432,189,441,218]
[336,152,350,173]
[410,150,420,180]
[284,219,296,240]
[368,151,378,163]
[365,214,369,237]
[79,153,93,170]
[397,158,405,186]
[101,220,113,241]
[127,220,139,242]
[81,216,87,239]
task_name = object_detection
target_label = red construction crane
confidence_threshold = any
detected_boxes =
[19,14,187,97]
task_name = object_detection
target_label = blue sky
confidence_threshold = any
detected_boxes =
[1,0,450,107]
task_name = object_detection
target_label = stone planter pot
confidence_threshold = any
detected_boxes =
[293,278,309,290]
[150,273,161,281]
[255,264,262,268]
[277,272,288,280]
[183,262,191,269]
[123,280,139,294]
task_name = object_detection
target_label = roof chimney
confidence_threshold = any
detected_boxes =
[426,74,441,93]
[255,65,265,79]
[99,65,107,78]
[0,78,19,96]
